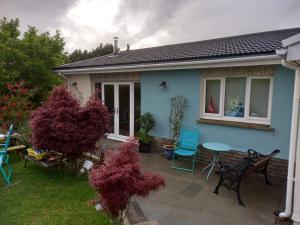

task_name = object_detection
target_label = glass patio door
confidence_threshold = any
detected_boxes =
[102,83,134,140]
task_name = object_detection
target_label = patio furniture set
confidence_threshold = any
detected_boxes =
[0,125,64,185]
[0,125,280,206]
[171,128,280,206]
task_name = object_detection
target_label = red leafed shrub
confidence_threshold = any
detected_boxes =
[30,86,110,160]
[89,139,165,219]
[0,81,32,130]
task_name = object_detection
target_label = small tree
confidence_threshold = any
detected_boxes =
[169,95,188,141]
[89,139,165,223]
[30,86,110,161]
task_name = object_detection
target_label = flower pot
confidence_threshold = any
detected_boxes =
[163,145,175,160]
[83,160,93,170]
[139,142,151,153]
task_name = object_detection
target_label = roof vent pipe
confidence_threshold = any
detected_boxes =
[113,37,119,55]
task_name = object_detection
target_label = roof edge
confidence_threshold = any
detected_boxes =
[55,54,280,74]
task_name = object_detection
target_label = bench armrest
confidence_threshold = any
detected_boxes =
[247,149,263,160]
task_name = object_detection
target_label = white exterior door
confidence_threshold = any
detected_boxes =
[102,82,134,141]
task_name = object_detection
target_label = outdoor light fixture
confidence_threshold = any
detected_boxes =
[72,82,77,86]
[160,81,167,88]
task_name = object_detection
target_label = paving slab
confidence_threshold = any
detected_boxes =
[99,139,285,225]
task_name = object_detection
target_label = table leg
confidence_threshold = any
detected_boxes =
[202,161,214,172]
[24,158,28,168]
[203,152,220,180]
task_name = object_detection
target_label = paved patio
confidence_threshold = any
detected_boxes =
[101,139,286,225]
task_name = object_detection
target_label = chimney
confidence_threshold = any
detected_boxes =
[126,44,130,51]
[113,37,118,55]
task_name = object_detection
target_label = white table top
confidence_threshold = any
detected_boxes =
[203,142,232,152]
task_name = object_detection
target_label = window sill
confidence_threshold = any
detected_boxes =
[197,118,274,131]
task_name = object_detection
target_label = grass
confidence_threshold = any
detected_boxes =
[0,154,113,225]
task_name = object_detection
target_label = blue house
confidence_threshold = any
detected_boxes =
[55,27,300,222]
[54,27,299,157]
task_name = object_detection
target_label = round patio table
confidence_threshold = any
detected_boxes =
[202,142,232,180]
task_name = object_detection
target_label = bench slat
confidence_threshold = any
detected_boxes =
[7,145,26,151]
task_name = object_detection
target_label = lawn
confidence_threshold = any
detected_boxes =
[0,154,113,225]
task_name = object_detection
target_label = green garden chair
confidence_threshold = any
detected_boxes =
[172,128,200,173]
[0,124,14,185]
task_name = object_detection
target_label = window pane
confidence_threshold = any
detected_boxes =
[205,80,220,114]
[119,84,130,136]
[104,84,115,133]
[250,79,270,118]
[224,77,246,118]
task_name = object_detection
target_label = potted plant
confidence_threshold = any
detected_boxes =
[163,95,188,159]
[137,112,155,153]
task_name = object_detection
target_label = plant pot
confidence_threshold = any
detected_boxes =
[83,160,94,170]
[139,142,151,153]
[163,145,175,160]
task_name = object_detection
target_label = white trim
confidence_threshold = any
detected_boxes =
[102,82,135,140]
[247,76,273,122]
[55,55,281,75]
[282,33,300,47]
[201,75,273,125]
[106,134,128,142]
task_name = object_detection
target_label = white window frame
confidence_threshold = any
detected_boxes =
[201,75,273,125]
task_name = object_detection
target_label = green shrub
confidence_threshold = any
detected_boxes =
[17,120,31,147]
[137,112,155,144]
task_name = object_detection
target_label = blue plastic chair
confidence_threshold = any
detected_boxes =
[172,128,200,173]
[0,124,13,185]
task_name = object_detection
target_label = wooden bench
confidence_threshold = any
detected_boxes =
[24,154,62,169]
[213,149,280,206]
[7,145,27,159]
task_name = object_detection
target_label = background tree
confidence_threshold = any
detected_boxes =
[0,17,67,104]
[68,43,113,62]
[30,86,110,161]
[0,81,33,130]
[89,140,165,223]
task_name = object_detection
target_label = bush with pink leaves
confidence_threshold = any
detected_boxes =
[89,139,165,221]
[30,86,110,160]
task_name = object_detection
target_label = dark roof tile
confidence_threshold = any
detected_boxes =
[55,27,300,70]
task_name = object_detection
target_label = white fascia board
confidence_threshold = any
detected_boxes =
[55,55,281,75]
[283,34,300,47]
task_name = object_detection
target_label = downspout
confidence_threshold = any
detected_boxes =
[279,59,300,218]
[58,72,71,91]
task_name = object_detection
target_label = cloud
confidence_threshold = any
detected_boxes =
[0,0,75,33]
[1,0,300,52]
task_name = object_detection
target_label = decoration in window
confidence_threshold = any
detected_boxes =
[202,76,272,124]
[205,80,220,114]
[224,77,246,118]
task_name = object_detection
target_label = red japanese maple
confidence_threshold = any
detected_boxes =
[30,86,110,159]
[89,139,165,218]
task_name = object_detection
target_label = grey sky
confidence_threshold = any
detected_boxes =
[1,0,300,52]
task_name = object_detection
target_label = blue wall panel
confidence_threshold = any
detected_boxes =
[141,65,294,159]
